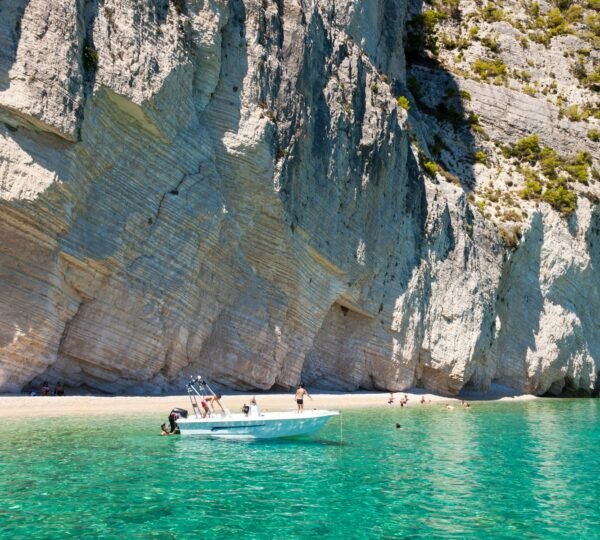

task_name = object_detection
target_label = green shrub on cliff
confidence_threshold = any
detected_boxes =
[171,0,186,14]
[397,96,410,110]
[473,150,488,164]
[505,134,541,163]
[423,161,439,176]
[563,151,592,183]
[542,183,577,215]
[406,10,446,57]
[472,58,507,81]
[519,167,544,200]
[82,41,98,72]
[430,0,461,19]
[480,3,505,22]
[538,147,559,178]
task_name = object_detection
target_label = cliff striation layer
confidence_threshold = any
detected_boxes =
[0,0,598,396]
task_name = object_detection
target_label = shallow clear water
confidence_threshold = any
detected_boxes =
[1,399,598,539]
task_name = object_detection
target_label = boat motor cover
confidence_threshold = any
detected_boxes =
[170,408,188,419]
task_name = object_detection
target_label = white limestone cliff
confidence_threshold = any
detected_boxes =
[0,0,598,396]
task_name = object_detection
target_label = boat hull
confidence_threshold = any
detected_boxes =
[176,410,339,439]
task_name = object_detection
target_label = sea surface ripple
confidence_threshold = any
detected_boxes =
[0,399,598,539]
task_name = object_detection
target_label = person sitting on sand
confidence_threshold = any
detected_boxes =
[54,382,65,396]
[41,381,50,396]
[295,383,311,413]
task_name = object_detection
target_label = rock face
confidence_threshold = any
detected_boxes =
[0,0,598,396]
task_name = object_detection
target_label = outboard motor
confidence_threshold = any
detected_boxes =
[168,407,188,433]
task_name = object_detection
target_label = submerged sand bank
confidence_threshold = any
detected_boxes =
[0,388,538,418]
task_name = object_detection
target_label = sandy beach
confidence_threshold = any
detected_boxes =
[0,387,538,418]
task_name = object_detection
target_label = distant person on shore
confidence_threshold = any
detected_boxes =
[41,381,50,396]
[206,394,225,414]
[54,382,65,396]
[420,395,426,405]
[295,383,311,413]
[388,393,395,405]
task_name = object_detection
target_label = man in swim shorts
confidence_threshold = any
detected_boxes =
[294,383,311,413]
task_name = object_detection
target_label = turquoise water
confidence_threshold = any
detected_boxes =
[1,400,598,539]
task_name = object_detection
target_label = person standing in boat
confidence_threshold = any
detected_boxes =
[200,397,211,418]
[295,383,312,413]
[206,394,225,415]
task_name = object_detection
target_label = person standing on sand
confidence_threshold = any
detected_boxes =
[295,383,311,413]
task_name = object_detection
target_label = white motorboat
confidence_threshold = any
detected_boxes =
[176,409,339,439]
[171,377,339,440]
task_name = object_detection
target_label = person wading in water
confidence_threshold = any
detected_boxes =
[294,383,312,413]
